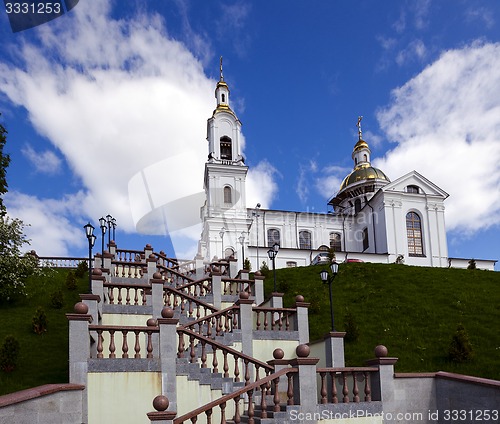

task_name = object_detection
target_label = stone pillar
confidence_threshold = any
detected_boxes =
[195,256,205,280]
[365,345,398,403]
[253,274,264,305]
[91,269,105,318]
[151,273,165,318]
[289,344,319,410]
[147,254,158,278]
[236,292,254,357]
[147,395,176,424]
[102,251,113,274]
[267,348,290,402]
[293,295,310,344]
[211,272,222,309]
[158,307,179,412]
[108,240,117,257]
[228,256,238,278]
[270,292,284,309]
[324,332,346,367]
[66,302,92,424]
[238,270,249,280]
[79,294,101,325]
[144,244,154,259]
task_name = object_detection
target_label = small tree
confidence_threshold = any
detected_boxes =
[243,257,251,271]
[32,306,48,334]
[74,260,88,278]
[448,324,473,363]
[0,116,11,216]
[467,259,477,270]
[50,289,64,309]
[65,270,77,290]
[0,335,20,372]
[260,261,269,277]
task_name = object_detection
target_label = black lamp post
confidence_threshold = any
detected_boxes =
[219,227,226,259]
[319,261,339,332]
[252,203,261,270]
[106,214,113,245]
[267,242,280,292]
[84,222,96,293]
[111,218,116,242]
[99,217,107,267]
[238,232,246,265]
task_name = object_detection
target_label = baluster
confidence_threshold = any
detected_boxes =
[255,310,261,330]
[223,280,228,295]
[109,330,116,358]
[212,346,218,373]
[146,331,153,358]
[188,300,194,318]
[196,304,201,320]
[165,293,172,308]
[206,409,212,424]
[134,288,139,305]
[122,330,129,358]
[320,372,327,404]
[180,298,186,316]
[134,330,141,358]
[96,329,104,358]
[287,372,294,405]
[117,287,123,305]
[177,332,185,358]
[331,371,338,403]
[263,311,268,330]
[247,389,255,424]
[244,359,250,385]
[232,309,238,329]
[271,311,276,331]
[285,311,290,330]
[207,317,212,338]
[278,311,283,331]
[364,371,371,401]
[233,395,241,424]
[125,288,130,305]
[233,355,240,382]
[220,402,226,424]
[255,365,260,386]
[260,383,267,418]
[216,316,223,336]
[273,378,280,412]
[223,351,229,378]
[352,371,360,402]
[190,416,197,424]
[342,371,349,403]
[108,287,114,304]
[201,340,207,368]
[189,335,196,363]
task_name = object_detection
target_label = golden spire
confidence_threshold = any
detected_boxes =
[219,56,224,82]
[356,116,363,140]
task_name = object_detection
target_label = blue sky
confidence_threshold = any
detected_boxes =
[0,1,499,269]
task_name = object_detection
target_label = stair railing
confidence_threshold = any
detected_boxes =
[221,277,254,297]
[103,281,149,306]
[157,264,195,286]
[163,286,218,321]
[252,307,297,332]
[177,327,274,385]
[181,305,239,338]
[316,367,377,404]
[173,366,298,424]
[115,249,145,263]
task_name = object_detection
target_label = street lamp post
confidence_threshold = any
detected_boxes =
[219,227,226,259]
[99,217,107,268]
[238,232,246,266]
[252,203,261,271]
[267,242,280,292]
[106,214,113,245]
[83,223,96,293]
[319,261,339,332]
[111,218,116,242]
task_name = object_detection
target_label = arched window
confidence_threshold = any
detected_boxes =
[329,232,342,252]
[267,228,280,247]
[407,185,420,194]
[299,230,311,250]
[224,247,234,259]
[406,212,424,256]
[223,186,232,205]
[220,136,232,160]
[354,198,362,214]
[362,227,369,251]
[221,93,226,103]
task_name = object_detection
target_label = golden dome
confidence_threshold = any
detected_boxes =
[339,165,390,191]
[353,138,369,152]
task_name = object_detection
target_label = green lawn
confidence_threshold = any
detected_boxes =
[265,262,500,380]
[0,269,88,395]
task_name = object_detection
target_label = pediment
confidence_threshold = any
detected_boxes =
[381,171,449,199]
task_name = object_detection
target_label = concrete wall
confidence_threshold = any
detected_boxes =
[0,384,84,424]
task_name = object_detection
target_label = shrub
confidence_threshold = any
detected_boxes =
[74,260,88,278]
[467,259,477,270]
[0,335,20,372]
[344,311,360,342]
[50,289,64,309]
[32,306,48,334]
[260,261,269,276]
[448,324,473,363]
[65,271,77,290]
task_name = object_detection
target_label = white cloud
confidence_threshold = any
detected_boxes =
[21,144,62,175]
[465,7,494,29]
[0,0,278,258]
[376,41,500,233]
[396,39,427,66]
[246,160,279,209]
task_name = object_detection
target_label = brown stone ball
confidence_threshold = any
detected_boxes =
[296,344,310,358]
[239,291,250,300]
[273,348,285,360]
[146,318,157,327]
[152,395,169,411]
[74,302,89,314]
[295,295,305,303]
[375,345,388,358]
[161,307,174,319]
[153,272,162,280]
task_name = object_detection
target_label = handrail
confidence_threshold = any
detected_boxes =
[157,264,194,284]
[173,367,298,424]
[164,286,218,317]
[181,304,238,337]
[177,327,273,373]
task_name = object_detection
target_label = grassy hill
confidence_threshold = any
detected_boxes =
[264,262,500,380]
[0,263,498,396]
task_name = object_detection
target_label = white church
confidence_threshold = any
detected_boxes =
[198,65,496,271]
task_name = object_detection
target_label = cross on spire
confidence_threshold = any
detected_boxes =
[356,116,363,140]
[219,56,224,82]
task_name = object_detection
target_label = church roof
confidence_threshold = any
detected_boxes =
[339,164,390,191]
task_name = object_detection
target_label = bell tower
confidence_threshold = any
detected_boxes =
[199,58,250,261]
